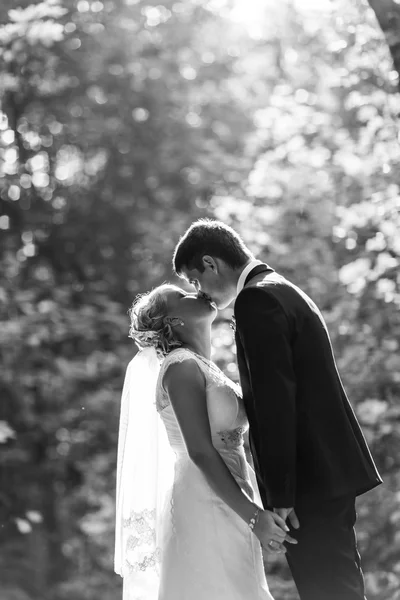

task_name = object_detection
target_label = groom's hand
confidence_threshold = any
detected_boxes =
[274,507,300,530]
[254,510,298,554]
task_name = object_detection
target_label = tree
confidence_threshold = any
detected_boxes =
[0,1,257,599]
[0,1,399,599]
[212,1,400,598]
[368,0,400,87]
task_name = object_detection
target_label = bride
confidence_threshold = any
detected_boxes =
[114,283,296,600]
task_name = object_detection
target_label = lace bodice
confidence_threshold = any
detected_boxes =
[155,348,248,453]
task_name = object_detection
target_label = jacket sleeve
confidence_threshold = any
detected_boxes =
[235,287,297,507]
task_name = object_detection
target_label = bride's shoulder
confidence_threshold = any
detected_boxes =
[160,348,206,389]
[160,348,206,392]
[162,347,193,368]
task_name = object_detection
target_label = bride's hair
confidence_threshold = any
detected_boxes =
[128,284,182,358]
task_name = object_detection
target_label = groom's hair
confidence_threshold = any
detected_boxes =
[173,219,253,275]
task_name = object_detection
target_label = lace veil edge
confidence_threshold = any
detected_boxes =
[115,347,175,581]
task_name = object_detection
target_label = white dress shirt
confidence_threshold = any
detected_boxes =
[236,259,263,296]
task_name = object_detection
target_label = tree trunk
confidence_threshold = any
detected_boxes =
[368,0,400,89]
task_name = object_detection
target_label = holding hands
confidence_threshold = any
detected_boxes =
[253,508,298,554]
[274,506,300,530]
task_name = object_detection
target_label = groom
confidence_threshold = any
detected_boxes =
[172,219,382,600]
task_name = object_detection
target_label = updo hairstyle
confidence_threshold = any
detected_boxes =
[128,284,182,358]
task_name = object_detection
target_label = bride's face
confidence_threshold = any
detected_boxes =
[164,286,217,327]
[180,262,234,310]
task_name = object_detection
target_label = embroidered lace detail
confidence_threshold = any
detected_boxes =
[217,426,246,448]
[123,508,161,574]
[126,547,161,574]
[123,507,155,529]
[230,315,236,334]
[156,348,193,412]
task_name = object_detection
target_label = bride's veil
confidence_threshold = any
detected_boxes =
[115,347,175,598]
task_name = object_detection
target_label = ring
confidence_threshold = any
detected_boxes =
[268,540,279,550]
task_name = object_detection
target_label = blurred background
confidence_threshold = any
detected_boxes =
[0,0,400,599]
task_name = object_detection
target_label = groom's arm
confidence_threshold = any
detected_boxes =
[235,287,296,508]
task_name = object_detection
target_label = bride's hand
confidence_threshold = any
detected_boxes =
[253,510,298,552]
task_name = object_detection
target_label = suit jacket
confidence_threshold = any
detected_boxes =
[234,264,382,509]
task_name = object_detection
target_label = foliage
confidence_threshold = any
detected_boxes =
[0,1,399,599]
[368,0,400,87]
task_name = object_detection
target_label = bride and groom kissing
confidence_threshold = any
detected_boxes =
[115,219,382,600]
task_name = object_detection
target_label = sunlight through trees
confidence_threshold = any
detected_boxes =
[0,1,399,599]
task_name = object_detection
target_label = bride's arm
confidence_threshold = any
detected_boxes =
[163,358,292,547]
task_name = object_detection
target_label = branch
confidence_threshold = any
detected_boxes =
[367,0,400,91]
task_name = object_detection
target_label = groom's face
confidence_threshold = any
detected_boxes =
[181,261,233,310]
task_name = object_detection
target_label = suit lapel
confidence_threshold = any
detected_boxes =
[243,263,274,287]
[234,264,274,328]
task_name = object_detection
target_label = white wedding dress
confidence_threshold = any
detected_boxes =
[122,347,274,600]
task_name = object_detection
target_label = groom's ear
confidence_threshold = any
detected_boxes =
[202,255,218,273]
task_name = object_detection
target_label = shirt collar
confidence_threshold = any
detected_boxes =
[236,259,263,296]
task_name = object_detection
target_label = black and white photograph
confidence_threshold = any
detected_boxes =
[1,1,399,600]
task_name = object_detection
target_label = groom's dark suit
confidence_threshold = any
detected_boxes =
[234,264,382,600]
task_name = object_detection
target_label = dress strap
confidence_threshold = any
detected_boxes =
[161,347,197,369]
[156,348,208,402]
